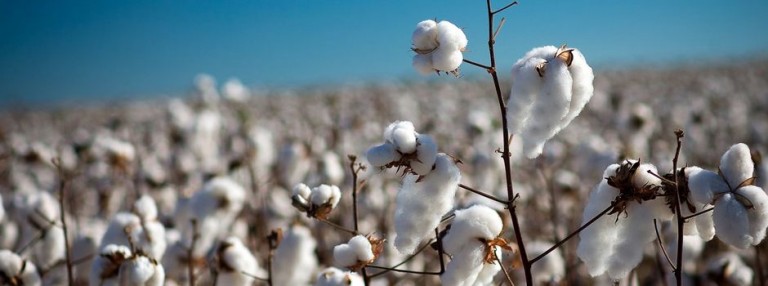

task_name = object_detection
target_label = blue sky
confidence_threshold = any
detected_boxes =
[0,0,766,107]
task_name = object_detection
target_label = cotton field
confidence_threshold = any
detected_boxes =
[2,2,768,285]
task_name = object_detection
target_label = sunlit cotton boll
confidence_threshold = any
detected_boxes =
[436,20,467,51]
[119,256,165,286]
[441,205,503,286]
[412,19,438,51]
[272,225,318,285]
[365,143,401,167]
[333,235,375,268]
[0,250,41,286]
[315,267,364,286]
[394,153,461,254]
[410,134,438,175]
[384,121,418,154]
[507,45,594,158]
[216,237,265,286]
[310,184,342,210]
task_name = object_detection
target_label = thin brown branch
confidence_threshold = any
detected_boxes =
[348,155,369,285]
[462,58,492,71]
[368,239,435,278]
[492,1,518,14]
[530,202,615,265]
[317,218,359,235]
[681,207,714,220]
[53,158,74,286]
[458,183,508,204]
[492,17,506,42]
[653,219,676,271]
[495,249,514,286]
[188,219,198,286]
[672,129,685,286]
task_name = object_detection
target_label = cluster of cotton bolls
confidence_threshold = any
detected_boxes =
[411,19,468,75]
[1,55,767,285]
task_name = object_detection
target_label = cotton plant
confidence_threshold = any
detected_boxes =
[686,143,768,249]
[291,183,342,219]
[213,237,265,286]
[314,267,364,286]
[577,160,674,280]
[333,234,384,270]
[0,249,41,286]
[272,225,319,285]
[13,192,66,272]
[411,19,468,75]
[441,204,509,286]
[90,244,165,286]
[507,45,594,158]
[366,121,438,176]
[99,195,166,261]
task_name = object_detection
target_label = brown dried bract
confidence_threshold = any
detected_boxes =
[348,234,386,271]
[662,167,697,214]
[480,237,514,264]
[606,160,662,221]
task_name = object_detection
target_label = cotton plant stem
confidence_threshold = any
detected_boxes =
[55,162,74,286]
[653,219,676,271]
[671,130,684,286]
[530,202,615,264]
[348,156,370,285]
[458,183,507,204]
[495,249,514,286]
[368,239,435,278]
[188,219,198,286]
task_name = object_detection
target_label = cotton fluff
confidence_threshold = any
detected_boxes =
[99,212,166,260]
[366,143,401,167]
[366,121,439,175]
[310,184,342,209]
[216,237,264,286]
[576,162,672,280]
[441,205,504,286]
[687,143,768,249]
[222,78,250,102]
[90,244,132,285]
[181,176,246,257]
[133,195,158,222]
[384,121,418,154]
[411,20,467,74]
[119,256,165,286]
[333,235,375,268]
[0,249,41,286]
[272,225,318,285]
[410,134,438,175]
[315,267,364,286]
[17,192,66,270]
[507,45,594,158]
[394,153,461,254]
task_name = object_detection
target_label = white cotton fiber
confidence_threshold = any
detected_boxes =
[432,48,463,72]
[366,143,401,167]
[412,20,439,51]
[558,48,594,129]
[334,235,374,268]
[520,55,572,159]
[217,237,263,286]
[507,55,546,134]
[273,225,318,285]
[119,256,164,286]
[442,205,502,255]
[412,54,435,75]
[394,153,460,254]
[436,20,467,51]
[440,240,486,286]
[474,247,502,286]
[411,134,438,175]
[333,244,357,267]
[133,194,158,222]
[386,122,418,154]
[719,143,754,188]
[0,249,41,286]
[293,183,312,202]
[310,184,341,209]
[91,244,133,284]
[742,185,768,246]
[315,267,364,286]
[222,78,250,102]
[527,241,565,283]
[686,167,728,205]
[713,186,768,249]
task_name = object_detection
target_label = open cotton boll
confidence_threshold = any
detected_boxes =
[273,225,318,285]
[412,54,435,75]
[507,55,547,135]
[440,240,486,286]
[119,256,164,286]
[315,267,364,286]
[310,184,342,209]
[412,19,438,51]
[385,121,418,154]
[686,167,728,205]
[520,56,573,159]
[436,20,467,51]
[719,143,754,188]
[394,153,460,254]
[442,205,502,255]
[705,252,753,285]
[410,134,438,175]
[0,249,41,286]
[192,176,246,218]
[333,244,357,267]
[558,48,594,129]
[713,186,768,249]
[292,183,312,207]
[431,48,463,73]
[90,244,132,285]
[474,247,502,286]
[222,78,250,102]
[217,237,264,286]
[133,195,158,222]
[321,152,345,185]
[334,235,375,268]
[366,143,401,167]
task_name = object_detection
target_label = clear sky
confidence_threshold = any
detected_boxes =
[1,0,767,107]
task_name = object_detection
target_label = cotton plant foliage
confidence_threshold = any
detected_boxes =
[576,161,673,280]
[507,45,594,158]
[686,143,768,249]
[411,19,468,75]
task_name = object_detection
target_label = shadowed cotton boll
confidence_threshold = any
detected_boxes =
[90,244,132,285]
[215,237,265,286]
[0,249,41,286]
[410,134,438,175]
[366,143,401,167]
[441,205,503,286]
[507,45,594,158]
[704,252,753,285]
[222,78,250,102]
[273,225,318,285]
[412,20,438,51]
[119,256,165,286]
[315,267,364,286]
[412,54,435,75]
[394,153,461,254]
[277,141,311,188]
[333,235,375,268]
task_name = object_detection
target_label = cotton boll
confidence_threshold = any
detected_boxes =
[333,244,358,268]
[333,235,374,267]
[713,194,752,249]
[192,176,247,218]
[410,134,438,175]
[119,256,164,286]
[293,183,312,201]
[442,205,502,255]
[412,20,438,51]
[366,143,401,167]
[388,124,418,154]
[32,226,66,270]
[740,185,768,245]
[431,48,463,72]
[277,141,311,188]
[686,167,729,205]
[133,195,158,222]
[412,54,435,75]
[217,237,264,286]
[321,152,345,185]
[521,56,573,158]
[719,143,754,188]
[315,267,364,286]
[273,225,318,285]
[705,253,753,285]
[222,78,250,102]
[436,20,467,51]
[0,249,42,286]
[559,48,594,128]
[394,153,460,254]
[475,247,502,285]
[310,184,342,209]
[91,244,132,285]
[440,240,486,286]
[507,48,552,134]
